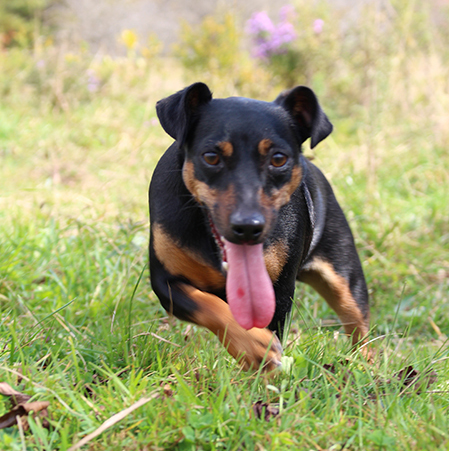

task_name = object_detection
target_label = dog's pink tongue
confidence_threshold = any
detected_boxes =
[224,240,275,330]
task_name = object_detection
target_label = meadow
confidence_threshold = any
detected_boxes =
[0,1,448,449]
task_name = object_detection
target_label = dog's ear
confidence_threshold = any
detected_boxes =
[156,82,212,146]
[274,86,332,148]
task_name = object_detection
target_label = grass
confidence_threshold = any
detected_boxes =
[1,1,449,449]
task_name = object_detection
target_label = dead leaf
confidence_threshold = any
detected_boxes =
[252,401,279,421]
[19,401,49,414]
[0,401,50,431]
[0,382,50,430]
[395,365,437,393]
[0,382,31,405]
[183,324,193,340]
[323,363,336,373]
[163,384,173,397]
[0,405,27,429]
[323,361,354,386]
[83,384,94,398]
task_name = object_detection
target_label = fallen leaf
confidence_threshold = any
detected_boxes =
[0,401,50,431]
[396,365,418,385]
[395,365,437,393]
[83,384,95,398]
[323,361,354,386]
[323,363,336,373]
[0,382,50,431]
[163,384,173,397]
[252,400,279,421]
[0,382,31,405]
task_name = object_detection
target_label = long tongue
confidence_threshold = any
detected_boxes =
[224,240,275,330]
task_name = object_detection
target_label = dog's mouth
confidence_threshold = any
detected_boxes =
[209,215,275,330]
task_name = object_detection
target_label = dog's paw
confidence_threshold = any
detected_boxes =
[234,327,283,372]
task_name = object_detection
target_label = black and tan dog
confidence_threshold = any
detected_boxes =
[149,82,369,371]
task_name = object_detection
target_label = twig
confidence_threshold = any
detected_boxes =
[132,332,181,347]
[68,391,159,451]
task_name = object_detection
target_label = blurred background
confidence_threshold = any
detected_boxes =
[1,0,448,354]
[4,0,383,53]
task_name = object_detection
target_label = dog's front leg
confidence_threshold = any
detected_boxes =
[177,284,282,371]
[153,276,282,371]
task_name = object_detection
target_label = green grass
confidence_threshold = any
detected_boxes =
[1,1,449,449]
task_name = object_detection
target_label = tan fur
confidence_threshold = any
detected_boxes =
[182,160,217,205]
[264,240,289,283]
[152,224,225,291]
[218,141,233,157]
[258,138,273,156]
[298,257,369,345]
[179,284,282,371]
[260,166,303,211]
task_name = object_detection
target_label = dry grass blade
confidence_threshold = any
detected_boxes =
[68,391,159,451]
[132,332,181,347]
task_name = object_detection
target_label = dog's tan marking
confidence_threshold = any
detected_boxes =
[183,160,237,233]
[277,165,302,205]
[261,166,302,211]
[298,257,369,345]
[179,284,282,371]
[258,139,273,156]
[212,184,237,231]
[264,240,289,283]
[182,159,203,201]
[153,224,225,290]
[182,160,218,206]
[218,141,233,157]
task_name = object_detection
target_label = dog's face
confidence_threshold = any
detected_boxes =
[156,82,332,246]
[182,99,303,245]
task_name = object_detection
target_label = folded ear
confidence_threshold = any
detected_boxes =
[274,86,333,148]
[156,82,212,146]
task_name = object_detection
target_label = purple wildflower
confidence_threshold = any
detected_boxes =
[253,42,270,59]
[144,118,159,128]
[246,7,297,60]
[313,19,324,35]
[86,69,100,93]
[246,11,275,35]
[279,5,296,22]
[273,21,296,45]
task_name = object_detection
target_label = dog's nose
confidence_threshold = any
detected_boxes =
[230,212,265,243]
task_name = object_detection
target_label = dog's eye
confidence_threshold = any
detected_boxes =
[270,153,288,168]
[203,152,220,166]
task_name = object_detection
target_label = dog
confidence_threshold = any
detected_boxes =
[149,82,369,371]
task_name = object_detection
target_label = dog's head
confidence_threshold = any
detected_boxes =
[156,82,332,246]
[156,83,332,329]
